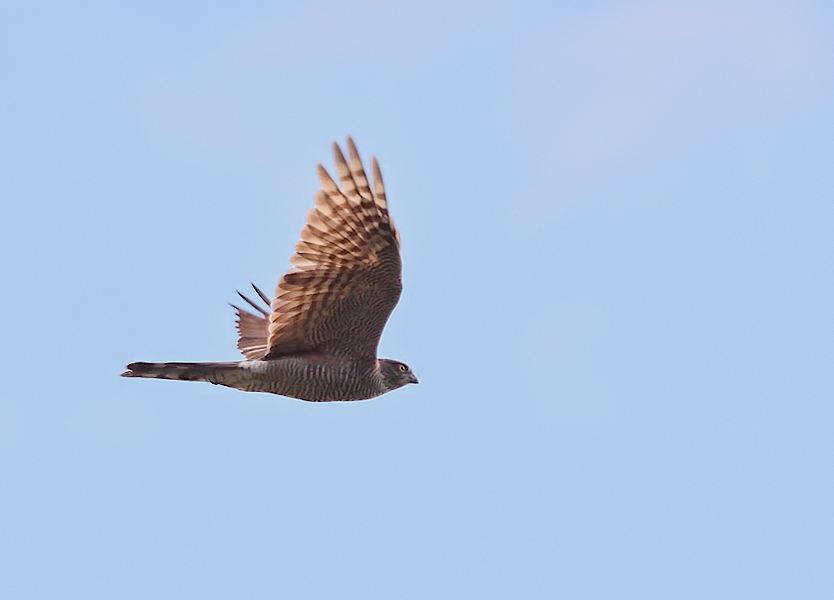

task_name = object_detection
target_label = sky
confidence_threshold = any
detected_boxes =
[1,0,833,597]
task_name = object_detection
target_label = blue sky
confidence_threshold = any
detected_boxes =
[2,0,833,597]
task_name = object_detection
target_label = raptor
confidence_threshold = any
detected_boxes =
[122,138,417,401]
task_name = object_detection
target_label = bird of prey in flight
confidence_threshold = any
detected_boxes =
[122,138,417,401]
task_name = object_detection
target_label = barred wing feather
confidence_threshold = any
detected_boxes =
[255,138,402,361]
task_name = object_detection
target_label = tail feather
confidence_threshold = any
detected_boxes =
[121,361,239,382]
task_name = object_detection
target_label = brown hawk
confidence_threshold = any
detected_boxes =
[122,138,417,401]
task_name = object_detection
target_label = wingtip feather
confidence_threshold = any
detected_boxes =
[317,164,337,192]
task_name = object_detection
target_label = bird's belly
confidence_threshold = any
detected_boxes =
[234,358,379,402]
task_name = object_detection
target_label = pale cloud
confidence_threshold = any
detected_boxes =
[140,0,496,163]
[139,0,833,207]
[518,0,833,206]
[233,2,468,65]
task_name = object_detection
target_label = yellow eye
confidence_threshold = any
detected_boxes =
[398,364,407,373]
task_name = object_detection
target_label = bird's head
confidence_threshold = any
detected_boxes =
[379,359,419,391]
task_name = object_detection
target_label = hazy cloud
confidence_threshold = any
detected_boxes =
[518,0,832,204]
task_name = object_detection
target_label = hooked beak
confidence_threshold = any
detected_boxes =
[410,374,419,385]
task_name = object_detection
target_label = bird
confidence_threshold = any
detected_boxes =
[122,138,417,402]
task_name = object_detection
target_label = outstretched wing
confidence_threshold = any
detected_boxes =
[253,138,402,361]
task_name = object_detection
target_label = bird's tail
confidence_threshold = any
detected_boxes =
[121,361,240,383]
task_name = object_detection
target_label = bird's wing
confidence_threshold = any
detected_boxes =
[260,138,402,361]
[231,284,272,360]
